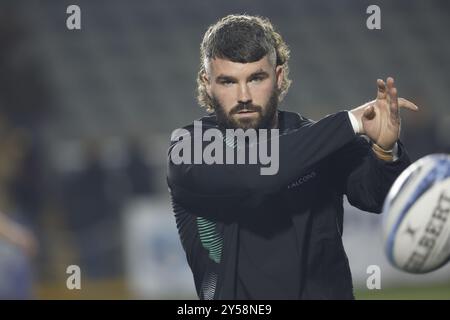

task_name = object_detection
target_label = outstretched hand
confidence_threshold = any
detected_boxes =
[351,77,418,150]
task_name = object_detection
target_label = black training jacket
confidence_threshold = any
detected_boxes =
[167,110,411,299]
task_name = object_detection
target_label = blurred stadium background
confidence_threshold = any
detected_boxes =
[0,0,449,299]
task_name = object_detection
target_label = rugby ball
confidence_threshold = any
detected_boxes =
[382,154,450,273]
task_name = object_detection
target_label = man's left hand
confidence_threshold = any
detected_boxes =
[351,77,419,150]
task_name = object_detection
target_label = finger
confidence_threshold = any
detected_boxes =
[377,79,387,99]
[386,77,395,105]
[388,87,399,124]
[386,77,395,90]
[363,104,376,120]
[398,98,419,111]
[388,87,399,115]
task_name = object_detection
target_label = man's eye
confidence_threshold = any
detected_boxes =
[250,77,263,83]
[220,80,234,86]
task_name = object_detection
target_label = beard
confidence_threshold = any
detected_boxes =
[211,87,279,130]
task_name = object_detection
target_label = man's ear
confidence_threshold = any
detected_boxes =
[202,72,212,97]
[275,65,284,90]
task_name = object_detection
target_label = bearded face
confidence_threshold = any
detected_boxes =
[212,87,279,130]
[204,55,283,130]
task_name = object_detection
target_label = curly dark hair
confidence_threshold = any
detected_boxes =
[197,14,292,112]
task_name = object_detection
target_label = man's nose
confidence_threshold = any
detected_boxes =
[237,83,252,104]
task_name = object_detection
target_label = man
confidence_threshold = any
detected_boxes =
[167,15,418,299]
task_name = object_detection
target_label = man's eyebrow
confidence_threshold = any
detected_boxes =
[248,70,270,79]
[216,75,237,83]
[215,70,270,83]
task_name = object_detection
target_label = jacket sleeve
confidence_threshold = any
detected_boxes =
[333,136,411,213]
[167,111,357,212]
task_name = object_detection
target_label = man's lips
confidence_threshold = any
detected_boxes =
[235,109,258,114]
[235,111,258,118]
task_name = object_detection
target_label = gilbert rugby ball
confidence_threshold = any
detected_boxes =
[382,154,450,273]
